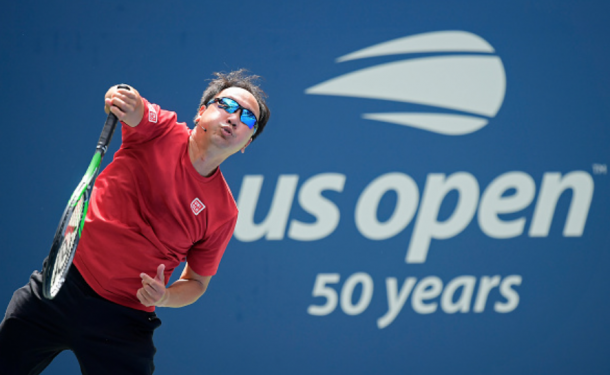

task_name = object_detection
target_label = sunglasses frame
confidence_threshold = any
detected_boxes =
[206,97,258,135]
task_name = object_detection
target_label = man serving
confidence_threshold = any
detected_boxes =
[0,69,270,374]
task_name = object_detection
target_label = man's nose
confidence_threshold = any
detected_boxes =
[226,110,241,126]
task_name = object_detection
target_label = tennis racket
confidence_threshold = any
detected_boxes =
[42,84,130,299]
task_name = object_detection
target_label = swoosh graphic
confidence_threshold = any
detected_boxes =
[336,30,495,62]
[306,55,506,117]
[306,31,507,135]
[362,113,488,136]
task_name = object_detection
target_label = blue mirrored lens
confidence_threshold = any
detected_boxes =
[241,111,257,128]
[219,98,239,113]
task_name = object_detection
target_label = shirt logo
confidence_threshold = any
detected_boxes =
[148,103,158,123]
[191,198,205,215]
[305,31,506,136]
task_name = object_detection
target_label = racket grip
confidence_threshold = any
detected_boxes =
[97,84,131,152]
[97,113,119,152]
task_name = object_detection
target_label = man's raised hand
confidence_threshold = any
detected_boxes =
[104,84,144,127]
[137,264,168,307]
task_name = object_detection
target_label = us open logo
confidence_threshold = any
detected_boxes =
[190,198,205,216]
[305,31,506,135]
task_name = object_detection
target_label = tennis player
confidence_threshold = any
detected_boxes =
[0,69,270,374]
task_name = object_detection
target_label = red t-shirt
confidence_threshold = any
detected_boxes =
[74,99,238,312]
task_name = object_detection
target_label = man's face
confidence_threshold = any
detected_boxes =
[195,87,259,154]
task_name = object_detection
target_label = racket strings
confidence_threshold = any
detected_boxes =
[50,197,85,296]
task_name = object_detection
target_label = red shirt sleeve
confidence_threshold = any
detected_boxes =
[187,216,237,276]
[121,98,176,147]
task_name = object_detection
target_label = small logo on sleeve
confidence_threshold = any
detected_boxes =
[191,198,205,215]
[148,103,158,123]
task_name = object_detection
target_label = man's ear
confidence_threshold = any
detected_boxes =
[195,106,206,123]
[241,138,253,154]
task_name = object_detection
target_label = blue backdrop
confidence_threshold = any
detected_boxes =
[1,1,609,374]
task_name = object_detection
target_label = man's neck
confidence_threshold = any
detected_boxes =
[187,135,228,177]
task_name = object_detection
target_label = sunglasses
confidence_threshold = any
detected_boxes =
[207,97,258,135]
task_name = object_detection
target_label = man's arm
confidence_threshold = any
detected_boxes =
[104,84,144,127]
[137,263,212,308]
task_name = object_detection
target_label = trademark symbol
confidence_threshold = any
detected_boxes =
[592,163,607,175]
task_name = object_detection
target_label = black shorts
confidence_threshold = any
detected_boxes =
[0,263,162,375]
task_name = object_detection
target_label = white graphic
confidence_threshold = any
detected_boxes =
[305,31,507,135]
[191,198,205,215]
[234,171,594,263]
[148,103,158,123]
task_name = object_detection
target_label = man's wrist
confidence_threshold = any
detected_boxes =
[156,290,169,307]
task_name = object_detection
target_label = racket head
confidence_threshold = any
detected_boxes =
[42,180,92,299]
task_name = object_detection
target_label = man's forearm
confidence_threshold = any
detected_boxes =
[158,278,207,308]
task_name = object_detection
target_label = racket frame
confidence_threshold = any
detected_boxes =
[42,160,98,299]
[42,84,128,299]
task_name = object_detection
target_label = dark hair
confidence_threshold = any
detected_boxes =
[198,69,270,141]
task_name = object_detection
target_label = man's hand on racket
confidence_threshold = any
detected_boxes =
[137,264,168,307]
[104,84,144,127]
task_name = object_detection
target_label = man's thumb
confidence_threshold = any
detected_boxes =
[156,264,166,283]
